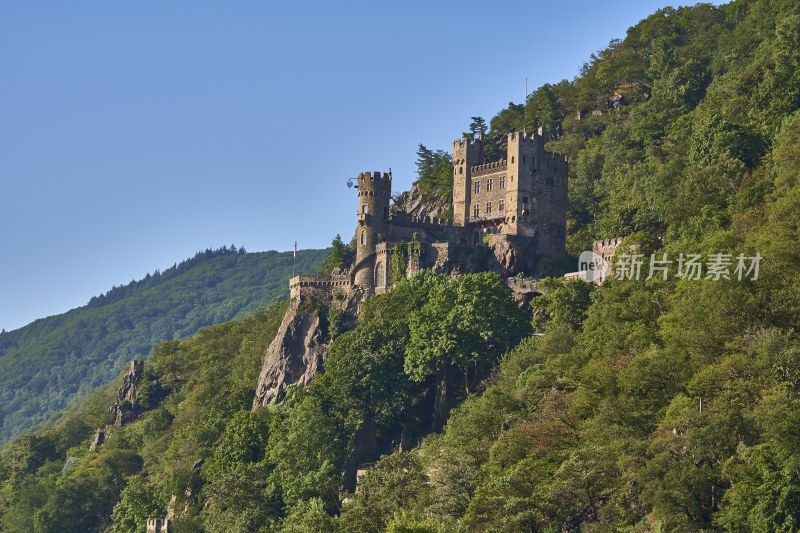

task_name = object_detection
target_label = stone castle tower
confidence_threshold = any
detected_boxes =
[453,130,567,253]
[353,171,391,289]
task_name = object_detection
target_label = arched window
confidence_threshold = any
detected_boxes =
[361,232,366,245]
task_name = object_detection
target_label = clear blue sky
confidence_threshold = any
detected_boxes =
[1,0,691,332]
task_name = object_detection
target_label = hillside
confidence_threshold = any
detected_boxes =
[2,0,800,531]
[0,246,327,445]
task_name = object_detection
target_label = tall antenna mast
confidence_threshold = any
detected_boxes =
[524,78,528,135]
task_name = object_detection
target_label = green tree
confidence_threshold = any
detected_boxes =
[110,475,163,533]
[462,116,487,139]
[415,144,454,203]
[279,498,335,533]
[531,278,595,332]
[318,235,353,275]
[405,272,531,394]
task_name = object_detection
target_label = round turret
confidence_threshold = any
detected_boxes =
[355,171,391,265]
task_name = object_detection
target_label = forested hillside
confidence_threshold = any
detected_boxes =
[2,0,800,531]
[0,246,327,445]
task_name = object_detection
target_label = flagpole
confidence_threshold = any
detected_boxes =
[293,241,297,277]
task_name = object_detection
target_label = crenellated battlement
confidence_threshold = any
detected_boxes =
[146,518,171,533]
[471,159,507,175]
[507,131,540,143]
[593,237,624,251]
[453,134,483,148]
[358,171,392,184]
[290,274,352,299]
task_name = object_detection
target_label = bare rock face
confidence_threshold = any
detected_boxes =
[507,276,541,311]
[252,294,328,409]
[489,236,520,276]
[89,429,110,451]
[252,288,367,410]
[110,360,143,427]
[391,181,449,219]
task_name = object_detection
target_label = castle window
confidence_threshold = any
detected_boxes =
[511,156,515,163]
[523,155,526,163]
[362,205,367,214]
[500,176,505,189]
[474,181,481,194]
[499,199,505,213]
[361,232,366,245]
[460,167,463,174]
[473,204,480,218]
[486,202,492,214]
[486,178,493,191]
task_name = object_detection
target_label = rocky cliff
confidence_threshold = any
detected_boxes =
[390,181,449,219]
[110,360,143,427]
[252,288,365,409]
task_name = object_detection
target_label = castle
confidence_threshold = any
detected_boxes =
[290,129,568,297]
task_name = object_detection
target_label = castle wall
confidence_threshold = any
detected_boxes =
[467,160,509,239]
[388,213,463,244]
[374,243,390,294]
[290,274,351,299]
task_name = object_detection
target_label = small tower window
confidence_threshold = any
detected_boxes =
[486,179,493,191]
[486,202,492,214]
[473,204,480,218]
[460,167,463,174]
[474,181,481,194]
[499,199,505,213]
[362,205,367,214]
[511,156,515,163]
[500,176,506,189]
[361,232,366,245]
